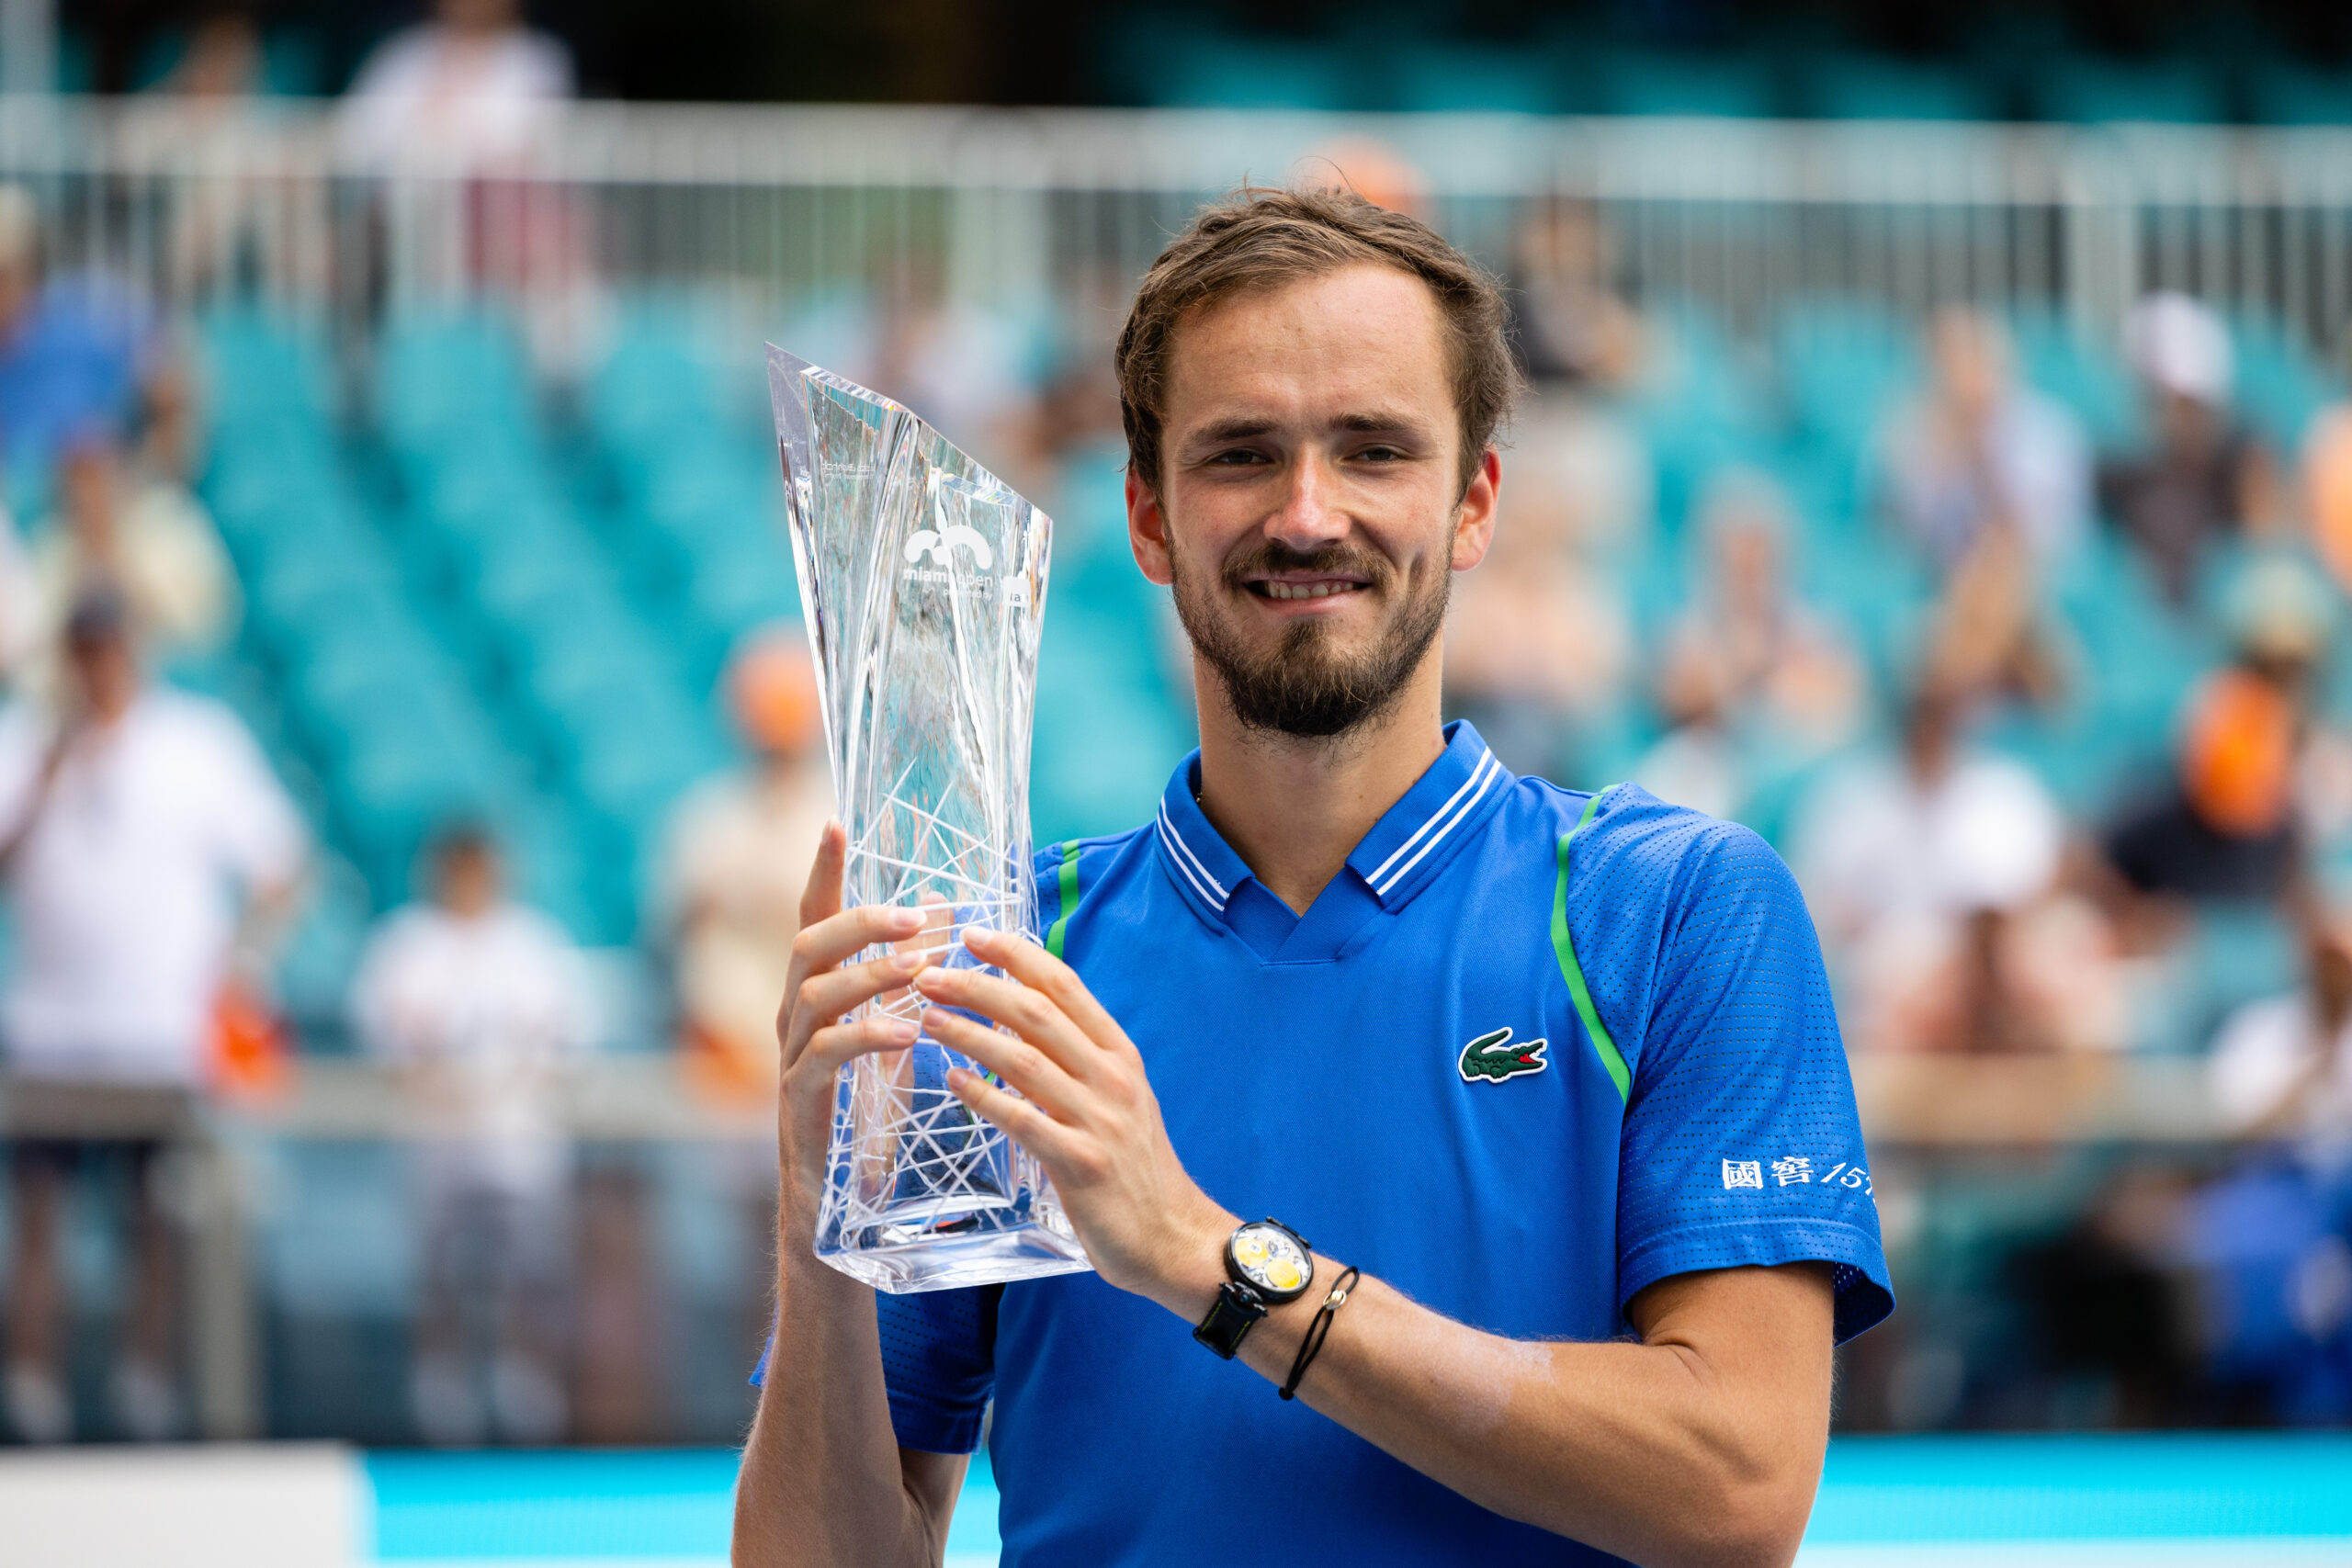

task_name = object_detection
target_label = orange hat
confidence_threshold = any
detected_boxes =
[2182,666,2297,839]
[729,628,820,754]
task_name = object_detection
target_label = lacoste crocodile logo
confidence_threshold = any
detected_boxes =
[1457,1025,1548,1084]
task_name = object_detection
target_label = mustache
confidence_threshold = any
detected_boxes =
[1218,540,1392,591]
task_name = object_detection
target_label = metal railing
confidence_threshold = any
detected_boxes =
[1,96,2351,354]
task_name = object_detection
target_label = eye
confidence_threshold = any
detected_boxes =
[1353,445,1408,463]
[1205,447,1271,466]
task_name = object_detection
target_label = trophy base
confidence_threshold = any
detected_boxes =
[817,1218,1092,1293]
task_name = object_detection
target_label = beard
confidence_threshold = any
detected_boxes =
[1170,536,1452,739]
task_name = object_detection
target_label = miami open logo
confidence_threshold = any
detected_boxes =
[905,525,994,571]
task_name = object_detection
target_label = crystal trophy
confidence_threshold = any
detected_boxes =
[769,344,1091,1293]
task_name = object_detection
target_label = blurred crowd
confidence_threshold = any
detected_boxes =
[1482,195,2352,1427]
[0,13,2350,1444]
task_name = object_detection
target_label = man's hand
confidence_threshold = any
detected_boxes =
[911,927,1234,1311]
[734,827,969,1568]
[774,824,950,1240]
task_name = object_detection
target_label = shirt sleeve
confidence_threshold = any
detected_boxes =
[1607,814,1894,1344]
[876,1284,1000,1453]
[747,1283,1001,1456]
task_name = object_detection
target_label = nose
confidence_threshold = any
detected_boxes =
[1265,449,1351,553]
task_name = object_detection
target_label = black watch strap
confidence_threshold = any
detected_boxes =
[1192,1280,1269,1359]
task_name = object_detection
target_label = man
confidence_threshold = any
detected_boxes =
[736,189,1892,1566]
[351,820,593,1445]
[1,591,305,1440]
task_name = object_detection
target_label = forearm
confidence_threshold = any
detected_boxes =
[1148,1253,1825,1568]
[732,1215,944,1568]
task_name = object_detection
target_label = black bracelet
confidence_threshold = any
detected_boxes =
[1278,1266,1360,1401]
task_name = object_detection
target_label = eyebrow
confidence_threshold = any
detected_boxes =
[1183,409,1433,446]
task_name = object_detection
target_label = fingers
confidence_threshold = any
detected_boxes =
[890,893,958,961]
[944,1065,1084,1169]
[963,927,1130,1055]
[796,821,846,932]
[786,946,937,1065]
[921,1005,1087,1122]
[790,902,927,984]
[795,1012,922,1085]
[910,961,1106,1082]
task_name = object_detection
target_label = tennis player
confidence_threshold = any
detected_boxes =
[735,187,1892,1567]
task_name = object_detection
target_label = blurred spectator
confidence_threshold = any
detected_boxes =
[1792,681,2122,1052]
[1881,305,2091,570]
[1511,196,1645,391]
[2101,292,2267,606]
[28,435,236,688]
[2299,333,2352,605]
[2181,911,2352,1423]
[0,186,177,509]
[2104,559,2331,904]
[129,6,322,308]
[661,631,833,1097]
[2212,909,2352,1145]
[0,591,305,1442]
[339,0,574,176]
[1444,432,1630,783]
[351,821,593,1446]
[1635,469,1865,818]
[339,0,595,380]
[1916,518,2070,712]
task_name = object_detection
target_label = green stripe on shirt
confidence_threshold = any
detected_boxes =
[1045,840,1083,958]
[1552,792,1632,1102]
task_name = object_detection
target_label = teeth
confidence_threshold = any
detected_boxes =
[1264,581,1357,601]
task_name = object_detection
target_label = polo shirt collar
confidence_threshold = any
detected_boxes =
[1153,721,1510,931]
[1344,720,1510,905]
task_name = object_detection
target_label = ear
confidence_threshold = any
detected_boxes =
[1450,447,1501,572]
[1127,467,1176,587]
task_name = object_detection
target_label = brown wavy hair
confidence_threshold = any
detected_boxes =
[1114,186,1517,499]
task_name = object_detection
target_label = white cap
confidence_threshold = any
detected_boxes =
[2125,291,2233,408]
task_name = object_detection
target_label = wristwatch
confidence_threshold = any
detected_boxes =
[1193,1218,1315,1359]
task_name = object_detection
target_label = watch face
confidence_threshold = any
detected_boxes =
[1228,1223,1312,1301]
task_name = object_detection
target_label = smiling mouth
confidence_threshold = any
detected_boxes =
[1250,579,1371,602]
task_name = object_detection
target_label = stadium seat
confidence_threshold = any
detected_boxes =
[1797,55,2001,121]
[2252,65,2352,126]
[1585,51,1780,118]
[1393,48,1569,115]
[2033,58,2230,124]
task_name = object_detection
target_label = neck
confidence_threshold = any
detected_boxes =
[1191,649,1449,917]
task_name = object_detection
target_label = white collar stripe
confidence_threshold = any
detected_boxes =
[1372,750,1501,896]
[1158,802,1229,900]
[1364,747,1498,887]
[1157,810,1227,909]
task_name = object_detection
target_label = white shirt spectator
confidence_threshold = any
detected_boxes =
[338,18,573,175]
[0,690,304,1083]
[1792,749,2064,942]
[351,900,593,1194]
[2210,994,2352,1142]
[1881,389,2090,569]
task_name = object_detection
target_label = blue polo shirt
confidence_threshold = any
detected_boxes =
[872,721,1891,1565]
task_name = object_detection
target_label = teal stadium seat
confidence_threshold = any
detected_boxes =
[2033,58,2229,124]
[1393,48,1569,115]
[2225,311,2341,455]
[1585,50,1779,118]
[1798,55,2001,121]
[2254,65,2352,126]
[1134,28,1359,111]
